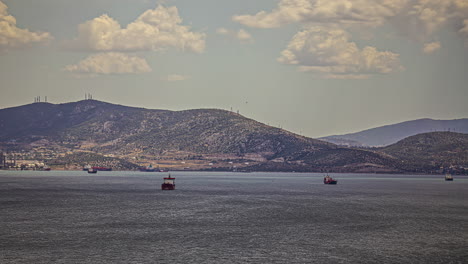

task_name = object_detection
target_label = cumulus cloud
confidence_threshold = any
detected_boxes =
[64,52,152,76]
[67,5,205,53]
[216,28,253,43]
[233,0,407,29]
[393,0,468,41]
[232,0,467,78]
[165,74,190,81]
[278,27,403,79]
[422,41,441,53]
[216,28,229,35]
[236,29,253,42]
[0,1,52,51]
[234,0,468,45]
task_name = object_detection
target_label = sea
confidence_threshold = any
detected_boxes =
[0,171,467,264]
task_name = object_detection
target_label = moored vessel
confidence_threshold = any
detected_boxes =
[139,164,156,172]
[324,174,337,184]
[162,174,175,190]
[87,168,97,174]
[92,166,112,171]
[445,174,453,181]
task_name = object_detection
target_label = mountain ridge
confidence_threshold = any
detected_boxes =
[0,100,466,174]
[320,118,468,147]
[379,131,468,173]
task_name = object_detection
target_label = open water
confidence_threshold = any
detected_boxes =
[0,171,467,263]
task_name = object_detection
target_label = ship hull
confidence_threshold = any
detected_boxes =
[139,168,156,172]
[325,181,337,184]
[323,176,338,184]
[92,167,112,171]
[161,184,175,190]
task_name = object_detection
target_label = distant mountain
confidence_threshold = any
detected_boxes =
[0,100,401,172]
[320,118,468,147]
[379,132,468,173]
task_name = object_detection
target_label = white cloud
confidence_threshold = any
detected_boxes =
[393,0,468,41]
[233,0,407,29]
[216,27,229,35]
[422,41,441,54]
[64,52,152,76]
[0,1,52,51]
[278,27,403,79]
[165,74,190,81]
[216,28,253,43]
[67,5,205,53]
[236,29,253,42]
[232,0,467,77]
[234,0,468,45]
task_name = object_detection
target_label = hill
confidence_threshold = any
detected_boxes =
[320,118,468,147]
[379,132,468,173]
[0,100,400,172]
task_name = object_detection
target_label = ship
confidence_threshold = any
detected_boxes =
[161,174,175,190]
[83,164,92,171]
[445,174,453,181]
[139,164,156,172]
[324,174,338,184]
[92,166,112,171]
[87,168,97,174]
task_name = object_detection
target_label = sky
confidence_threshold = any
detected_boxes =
[0,0,467,138]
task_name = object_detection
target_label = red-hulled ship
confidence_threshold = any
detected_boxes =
[92,166,112,171]
[161,174,175,190]
[324,175,337,184]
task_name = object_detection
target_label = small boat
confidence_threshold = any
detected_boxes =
[445,174,453,181]
[324,174,337,184]
[161,174,175,190]
[87,168,97,174]
[139,164,156,172]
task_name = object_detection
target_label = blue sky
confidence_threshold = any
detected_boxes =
[1,0,467,137]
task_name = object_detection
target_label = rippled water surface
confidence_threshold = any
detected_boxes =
[1,171,467,263]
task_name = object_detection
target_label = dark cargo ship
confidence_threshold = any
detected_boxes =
[162,174,175,190]
[139,164,156,172]
[92,166,112,171]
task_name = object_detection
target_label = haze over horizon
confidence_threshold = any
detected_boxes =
[1,0,467,138]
